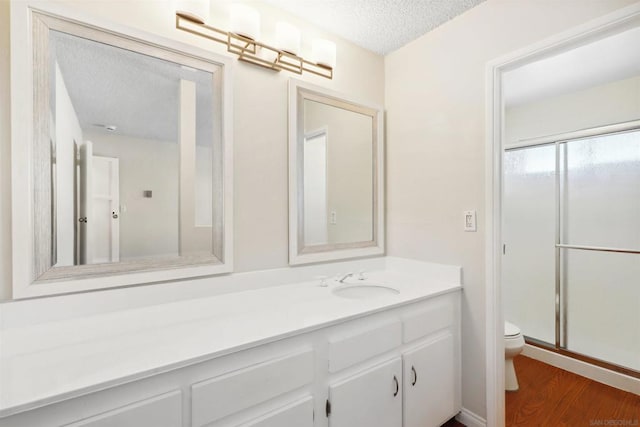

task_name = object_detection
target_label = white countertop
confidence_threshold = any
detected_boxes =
[0,262,461,418]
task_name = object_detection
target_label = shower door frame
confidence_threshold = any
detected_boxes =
[504,120,640,377]
[484,4,640,427]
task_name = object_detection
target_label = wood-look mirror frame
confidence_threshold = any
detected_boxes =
[288,79,384,265]
[10,2,234,298]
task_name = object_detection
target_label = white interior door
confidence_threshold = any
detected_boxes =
[78,142,120,265]
[78,141,93,264]
[91,156,120,264]
[303,131,328,245]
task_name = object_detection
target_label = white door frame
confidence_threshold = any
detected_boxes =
[484,3,640,426]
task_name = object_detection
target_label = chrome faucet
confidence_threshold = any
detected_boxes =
[337,272,354,283]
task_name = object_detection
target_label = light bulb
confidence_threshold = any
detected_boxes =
[276,22,301,56]
[229,4,261,40]
[311,38,336,69]
[175,0,209,24]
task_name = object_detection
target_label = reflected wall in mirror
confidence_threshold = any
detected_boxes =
[289,80,384,265]
[10,6,233,298]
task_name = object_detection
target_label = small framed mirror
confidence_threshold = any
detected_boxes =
[288,80,384,265]
[11,5,233,298]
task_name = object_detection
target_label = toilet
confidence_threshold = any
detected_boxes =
[504,321,525,391]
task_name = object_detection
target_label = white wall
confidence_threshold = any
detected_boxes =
[195,145,213,227]
[506,75,640,143]
[384,0,638,419]
[0,2,384,290]
[302,133,328,245]
[54,62,84,266]
[88,131,180,260]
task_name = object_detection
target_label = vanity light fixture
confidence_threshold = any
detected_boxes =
[175,3,335,79]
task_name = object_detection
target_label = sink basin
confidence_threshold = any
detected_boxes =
[332,283,400,299]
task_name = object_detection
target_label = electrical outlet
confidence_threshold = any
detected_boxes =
[330,210,337,224]
[464,210,477,232]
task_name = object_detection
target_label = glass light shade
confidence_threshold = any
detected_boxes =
[175,0,209,24]
[275,22,301,55]
[229,4,260,40]
[311,38,336,69]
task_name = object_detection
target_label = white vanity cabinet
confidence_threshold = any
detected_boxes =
[0,289,460,427]
[323,291,460,427]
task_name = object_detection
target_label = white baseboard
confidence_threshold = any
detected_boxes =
[522,344,640,396]
[456,407,487,427]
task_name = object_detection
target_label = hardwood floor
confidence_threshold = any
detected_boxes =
[442,416,465,426]
[506,355,640,426]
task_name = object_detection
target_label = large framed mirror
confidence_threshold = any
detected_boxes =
[288,80,384,265]
[10,4,233,298]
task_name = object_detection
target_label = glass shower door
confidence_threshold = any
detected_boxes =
[503,145,556,345]
[503,127,640,374]
[559,131,640,371]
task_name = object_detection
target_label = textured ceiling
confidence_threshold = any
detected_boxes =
[50,30,215,144]
[262,0,486,55]
[504,26,640,107]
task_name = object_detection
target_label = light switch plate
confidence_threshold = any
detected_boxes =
[464,210,477,232]
[330,210,337,224]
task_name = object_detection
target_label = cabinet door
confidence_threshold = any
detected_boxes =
[403,332,456,427]
[328,357,402,427]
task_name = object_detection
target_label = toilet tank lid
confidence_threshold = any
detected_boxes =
[504,321,521,337]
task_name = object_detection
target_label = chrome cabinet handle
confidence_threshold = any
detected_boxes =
[411,366,417,386]
[393,375,399,397]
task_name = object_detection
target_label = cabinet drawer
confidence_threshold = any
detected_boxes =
[64,390,182,427]
[191,349,314,426]
[238,397,314,427]
[403,300,454,343]
[329,321,402,373]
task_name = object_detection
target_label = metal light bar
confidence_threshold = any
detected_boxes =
[176,14,333,79]
[556,244,640,255]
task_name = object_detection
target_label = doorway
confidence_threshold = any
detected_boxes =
[485,4,640,426]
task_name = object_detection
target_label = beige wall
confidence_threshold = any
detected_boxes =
[0,0,384,298]
[89,131,181,261]
[304,101,373,245]
[384,0,637,418]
